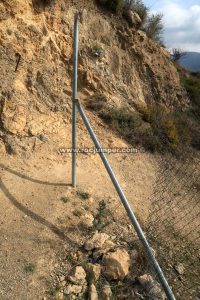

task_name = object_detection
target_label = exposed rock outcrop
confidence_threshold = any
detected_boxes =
[0,0,188,153]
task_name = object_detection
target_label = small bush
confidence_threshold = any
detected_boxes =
[100,0,124,13]
[86,93,107,111]
[102,107,142,134]
[32,0,55,10]
[183,76,200,121]
[93,200,112,230]
[24,263,35,273]
[145,13,164,43]
[77,191,90,200]
[60,196,70,203]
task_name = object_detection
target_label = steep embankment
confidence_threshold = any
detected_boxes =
[0,0,187,155]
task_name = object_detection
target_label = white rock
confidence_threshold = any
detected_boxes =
[81,213,94,228]
[86,263,101,282]
[68,266,86,285]
[93,240,115,260]
[55,291,64,300]
[102,249,130,280]
[64,284,83,295]
[84,231,110,251]
[89,284,98,300]
[138,274,154,289]
[174,263,185,275]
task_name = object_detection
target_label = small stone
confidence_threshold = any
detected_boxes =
[138,274,154,289]
[68,266,86,285]
[102,284,112,300]
[81,213,94,228]
[138,274,165,299]
[89,284,98,300]
[93,240,115,260]
[148,284,166,300]
[61,4,65,11]
[85,263,101,282]
[130,249,138,261]
[84,231,110,251]
[174,263,185,275]
[55,291,64,300]
[102,249,130,280]
[64,284,83,295]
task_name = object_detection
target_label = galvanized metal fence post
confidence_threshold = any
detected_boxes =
[72,13,79,188]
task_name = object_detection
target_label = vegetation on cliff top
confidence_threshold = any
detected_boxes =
[98,0,164,43]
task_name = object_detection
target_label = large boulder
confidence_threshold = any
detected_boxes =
[102,249,130,280]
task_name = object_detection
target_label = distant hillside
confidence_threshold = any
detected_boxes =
[179,52,200,72]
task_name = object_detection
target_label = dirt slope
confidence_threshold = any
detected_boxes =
[0,112,158,299]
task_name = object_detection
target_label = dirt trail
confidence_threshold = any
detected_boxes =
[0,111,158,299]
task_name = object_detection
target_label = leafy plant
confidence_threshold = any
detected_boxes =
[93,200,114,230]
[145,13,164,43]
[77,191,90,200]
[102,107,142,134]
[86,93,107,111]
[24,263,36,273]
[100,0,124,13]
[60,196,70,203]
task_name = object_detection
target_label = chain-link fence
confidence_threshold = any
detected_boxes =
[145,154,200,300]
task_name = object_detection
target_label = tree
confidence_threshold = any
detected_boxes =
[171,48,186,61]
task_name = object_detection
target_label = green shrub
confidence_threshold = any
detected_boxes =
[86,93,107,111]
[32,0,55,9]
[183,76,200,121]
[100,0,124,13]
[138,105,191,153]
[102,107,142,134]
[145,13,164,43]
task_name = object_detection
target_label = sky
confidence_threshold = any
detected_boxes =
[143,0,200,52]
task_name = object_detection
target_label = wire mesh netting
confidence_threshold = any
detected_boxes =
[145,154,200,300]
[100,152,200,299]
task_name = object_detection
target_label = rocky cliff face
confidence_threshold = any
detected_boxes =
[0,0,187,153]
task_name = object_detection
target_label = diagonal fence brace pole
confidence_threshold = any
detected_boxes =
[76,100,176,300]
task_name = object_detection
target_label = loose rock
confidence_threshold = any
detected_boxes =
[102,283,112,300]
[84,231,110,251]
[86,263,101,282]
[64,284,83,295]
[174,263,185,275]
[102,249,130,280]
[81,213,94,228]
[68,266,86,285]
[89,284,98,300]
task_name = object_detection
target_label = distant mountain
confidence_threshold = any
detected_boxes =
[178,52,200,72]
